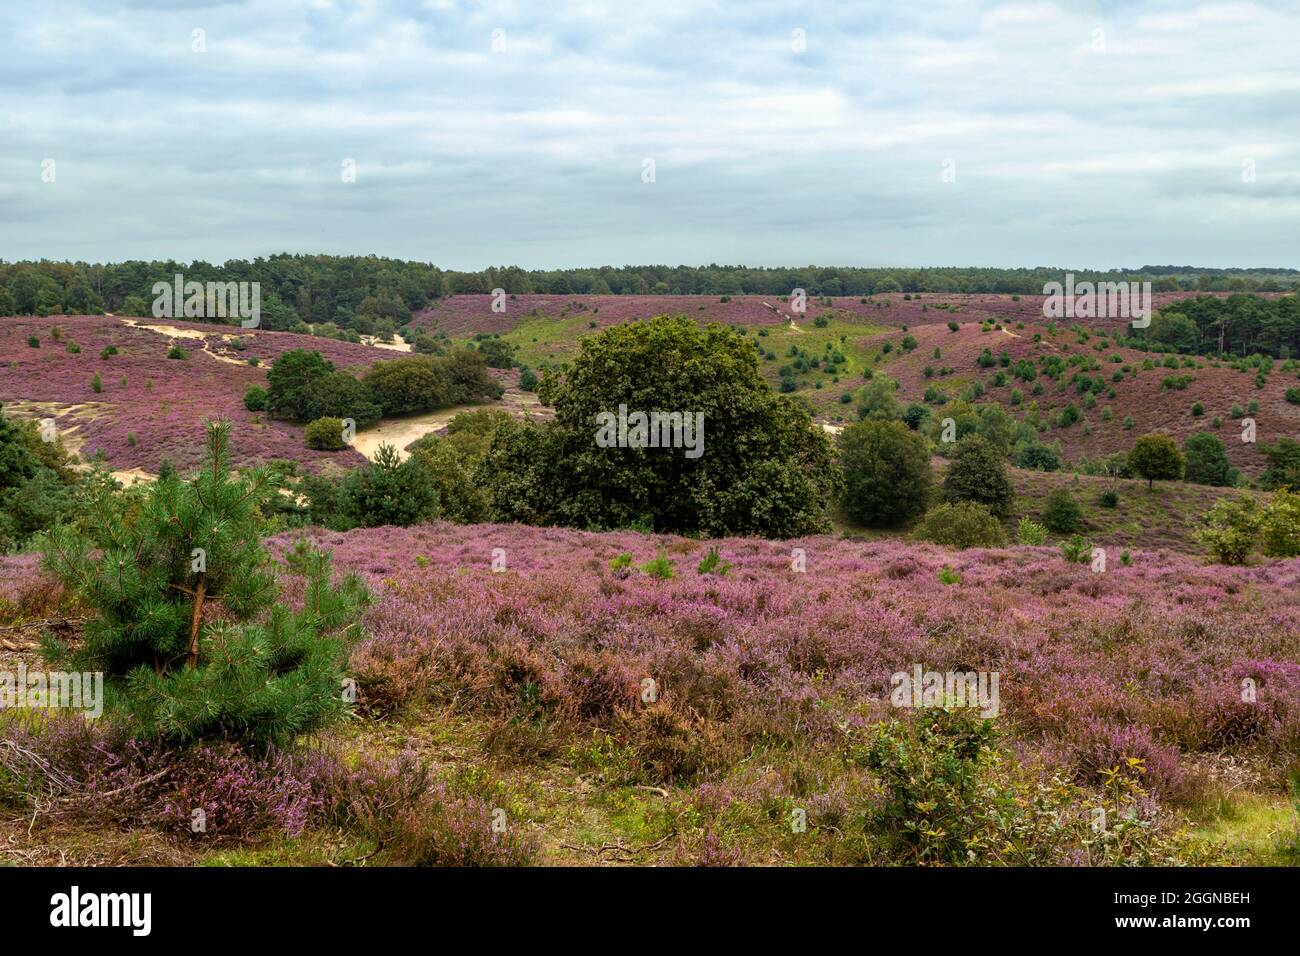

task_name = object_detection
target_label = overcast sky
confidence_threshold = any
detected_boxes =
[1,0,1296,270]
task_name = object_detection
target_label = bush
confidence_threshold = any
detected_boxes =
[1098,489,1120,508]
[304,417,348,450]
[915,501,1007,549]
[1017,517,1048,545]
[1195,496,1262,565]
[838,419,932,527]
[243,385,268,412]
[167,345,188,360]
[26,336,39,348]
[363,355,452,416]
[942,436,1014,517]
[1260,489,1300,558]
[41,422,368,746]
[518,367,538,391]
[1015,441,1061,472]
[1043,488,1083,534]
[90,373,102,394]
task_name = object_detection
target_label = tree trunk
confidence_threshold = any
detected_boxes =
[186,573,207,668]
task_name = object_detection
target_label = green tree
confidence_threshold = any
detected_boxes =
[854,376,903,421]
[300,371,383,428]
[942,436,1014,517]
[513,315,837,537]
[40,421,367,746]
[267,349,335,420]
[1259,438,1300,491]
[1128,433,1185,489]
[1183,432,1235,486]
[341,443,438,528]
[363,355,452,416]
[839,419,932,527]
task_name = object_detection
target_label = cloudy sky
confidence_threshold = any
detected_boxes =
[1,0,1296,270]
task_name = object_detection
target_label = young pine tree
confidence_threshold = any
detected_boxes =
[41,420,367,746]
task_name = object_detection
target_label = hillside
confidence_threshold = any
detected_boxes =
[4,295,1297,488]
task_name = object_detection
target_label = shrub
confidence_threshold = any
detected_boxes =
[937,566,961,585]
[1059,534,1092,564]
[243,385,268,412]
[1018,517,1048,545]
[363,355,452,416]
[90,373,102,393]
[167,344,187,359]
[947,321,959,332]
[26,336,39,348]
[304,417,348,450]
[839,419,932,527]
[1195,496,1261,565]
[915,501,1007,549]
[1043,488,1083,533]
[943,436,1014,517]
[1260,489,1300,558]
[1098,489,1120,508]
[1015,441,1060,472]
[518,367,538,391]
[66,342,80,353]
[41,422,368,746]
[641,554,676,579]
[696,547,730,576]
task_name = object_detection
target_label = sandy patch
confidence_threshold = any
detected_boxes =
[350,408,470,461]
[351,393,546,461]
[360,335,412,352]
[119,318,212,341]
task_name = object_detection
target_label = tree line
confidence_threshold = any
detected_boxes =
[2,256,1297,333]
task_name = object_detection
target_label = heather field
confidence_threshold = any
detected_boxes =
[413,291,1247,337]
[2,523,1297,866]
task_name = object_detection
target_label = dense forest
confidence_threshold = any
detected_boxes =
[2,256,1297,327]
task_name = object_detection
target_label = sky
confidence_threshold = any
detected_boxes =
[1,0,1297,270]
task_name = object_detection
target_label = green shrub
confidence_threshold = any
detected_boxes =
[243,385,268,412]
[1260,489,1300,558]
[1059,533,1092,564]
[915,501,1007,549]
[641,554,676,579]
[1017,517,1048,545]
[167,345,187,360]
[1043,488,1083,533]
[1195,496,1262,565]
[27,336,40,348]
[90,373,102,394]
[304,417,348,450]
[1098,489,1119,508]
[40,422,368,746]
[696,547,730,576]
